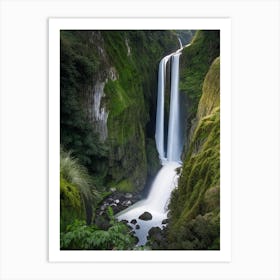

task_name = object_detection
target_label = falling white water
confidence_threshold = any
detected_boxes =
[116,162,180,245]
[155,54,171,162]
[167,53,182,162]
[178,37,183,49]
[116,39,184,246]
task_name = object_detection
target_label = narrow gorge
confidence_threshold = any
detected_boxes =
[116,41,185,245]
[59,30,220,250]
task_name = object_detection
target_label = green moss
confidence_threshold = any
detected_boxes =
[60,148,99,230]
[163,210,220,250]
[174,108,220,223]
[115,179,134,193]
[60,30,178,194]
[104,80,130,118]
[100,31,177,192]
[197,57,220,120]
[60,176,84,232]
[167,56,220,250]
[146,138,161,177]
[179,30,220,144]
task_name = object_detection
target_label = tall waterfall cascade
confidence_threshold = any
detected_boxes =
[116,40,186,245]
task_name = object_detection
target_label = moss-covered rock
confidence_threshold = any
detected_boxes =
[166,55,220,250]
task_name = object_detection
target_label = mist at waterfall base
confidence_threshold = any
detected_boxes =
[116,44,186,246]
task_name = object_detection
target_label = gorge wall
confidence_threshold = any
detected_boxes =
[60,30,178,195]
[147,30,220,250]
[167,57,220,250]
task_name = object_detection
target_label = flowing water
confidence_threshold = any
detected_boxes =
[116,41,185,246]
[167,53,182,162]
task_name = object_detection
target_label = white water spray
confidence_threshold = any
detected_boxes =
[117,39,185,245]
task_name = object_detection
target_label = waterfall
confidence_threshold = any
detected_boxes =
[167,53,182,162]
[116,43,185,246]
[155,55,170,162]
[155,51,183,163]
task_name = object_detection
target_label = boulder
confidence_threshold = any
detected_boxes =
[139,211,152,221]
[148,227,163,241]
[130,219,137,225]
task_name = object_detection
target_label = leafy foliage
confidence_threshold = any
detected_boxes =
[60,31,108,174]
[60,30,178,192]
[60,148,97,201]
[60,207,136,250]
[179,30,220,144]
[167,213,220,250]
[60,148,98,230]
[60,176,84,232]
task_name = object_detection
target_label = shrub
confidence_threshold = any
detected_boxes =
[60,148,99,229]
[60,207,136,250]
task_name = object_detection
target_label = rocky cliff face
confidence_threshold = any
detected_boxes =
[60,30,177,193]
[179,30,220,155]
[167,55,220,250]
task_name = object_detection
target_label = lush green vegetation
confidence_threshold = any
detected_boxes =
[61,30,177,192]
[60,148,98,231]
[166,56,220,250]
[61,207,136,250]
[60,30,178,250]
[179,30,220,152]
[60,150,137,250]
[175,30,196,45]
[102,31,177,192]
[60,30,220,250]
[60,31,108,176]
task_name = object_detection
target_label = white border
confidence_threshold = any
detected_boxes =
[49,18,231,262]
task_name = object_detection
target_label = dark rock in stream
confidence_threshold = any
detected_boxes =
[139,211,152,221]
[162,219,168,225]
[135,224,140,230]
[130,219,137,225]
[147,226,167,249]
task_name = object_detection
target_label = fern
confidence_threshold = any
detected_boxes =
[60,147,98,204]
[60,218,136,250]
